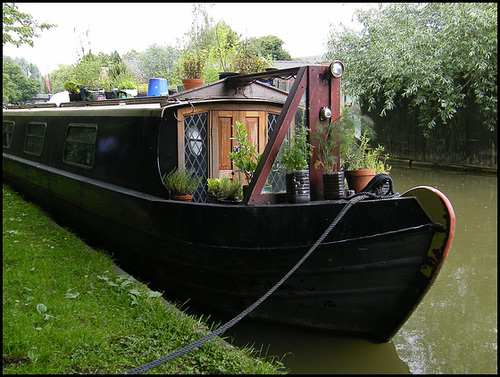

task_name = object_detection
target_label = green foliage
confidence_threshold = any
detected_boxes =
[62,79,79,93]
[335,105,375,160]
[312,122,342,174]
[207,178,243,201]
[2,56,40,104]
[247,35,292,61]
[58,52,138,92]
[48,64,75,93]
[228,121,262,183]
[162,167,202,196]
[278,126,313,173]
[231,53,269,75]
[133,44,181,86]
[213,21,240,72]
[326,3,497,135]
[2,3,56,47]
[344,131,390,173]
[323,105,390,173]
[3,184,285,374]
[105,60,137,90]
[178,50,207,79]
[72,53,102,90]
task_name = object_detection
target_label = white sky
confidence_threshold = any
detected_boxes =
[3,2,376,75]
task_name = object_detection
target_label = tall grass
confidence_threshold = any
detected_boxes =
[3,184,286,374]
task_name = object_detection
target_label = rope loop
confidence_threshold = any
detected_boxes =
[348,173,399,200]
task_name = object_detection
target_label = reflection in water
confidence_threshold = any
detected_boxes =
[391,165,497,374]
[210,165,497,374]
[223,320,410,374]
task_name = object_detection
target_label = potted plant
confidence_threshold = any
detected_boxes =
[207,177,243,203]
[162,167,202,202]
[344,132,391,193]
[322,104,389,194]
[228,121,262,186]
[278,126,313,203]
[64,79,82,102]
[312,120,347,200]
[179,50,207,90]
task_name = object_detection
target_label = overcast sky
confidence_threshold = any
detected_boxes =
[3,2,376,75]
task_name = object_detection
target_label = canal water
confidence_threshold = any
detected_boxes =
[202,164,497,374]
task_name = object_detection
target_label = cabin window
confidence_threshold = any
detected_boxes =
[264,113,287,193]
[3,121,15,149]
[184,112,208,202]
[23,122,47,156]
[63,123,97,168]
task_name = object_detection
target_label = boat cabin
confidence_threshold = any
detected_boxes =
[160,78,302,202]
[3,64,343,205]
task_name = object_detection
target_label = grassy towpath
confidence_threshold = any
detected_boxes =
[3,184,286,374]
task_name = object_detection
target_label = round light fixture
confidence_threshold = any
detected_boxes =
[320,106,332,120]
[329,60,345,78]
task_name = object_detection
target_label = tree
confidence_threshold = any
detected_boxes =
[212,21,240,72]
[183,3,216,54]
[3,56,40,104]
[247,35,292,61]
[49,64,75,93]
[132,44,181,86]
[14,56,45,93]
[3,3,55,47]
[326,3,497,135]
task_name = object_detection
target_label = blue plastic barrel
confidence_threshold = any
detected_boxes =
[147,78,168,96]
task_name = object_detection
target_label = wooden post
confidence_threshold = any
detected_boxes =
[244,67,308,205]
[243,64,342,205]
[308,65,342,201]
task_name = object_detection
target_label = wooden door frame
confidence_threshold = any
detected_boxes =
[177,103,283,180]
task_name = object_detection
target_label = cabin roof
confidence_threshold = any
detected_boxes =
[170,79,290,103]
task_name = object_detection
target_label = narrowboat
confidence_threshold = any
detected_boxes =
[2,62,455,343]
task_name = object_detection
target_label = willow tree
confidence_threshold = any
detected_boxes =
[326,3,497,136]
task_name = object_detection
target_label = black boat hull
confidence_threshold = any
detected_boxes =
[3,154,451,342]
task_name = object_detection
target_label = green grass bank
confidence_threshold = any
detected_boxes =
[2,184,286,374]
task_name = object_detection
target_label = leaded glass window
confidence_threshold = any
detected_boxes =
[184,113,208,202]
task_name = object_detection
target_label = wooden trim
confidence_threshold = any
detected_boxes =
[175,103,282,179]
[244,66,309,205]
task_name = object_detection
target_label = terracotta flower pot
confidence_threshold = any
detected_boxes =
[170,194,193,202]
[182,79,205,91]
[344,169,376,193]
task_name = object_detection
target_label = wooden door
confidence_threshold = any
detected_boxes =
[212,110,267,180]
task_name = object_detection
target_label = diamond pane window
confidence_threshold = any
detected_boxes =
[184,113,208,202]
[265,113,286,193]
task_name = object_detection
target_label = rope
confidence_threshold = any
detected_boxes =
[348,173,399,199]
[125,174,395,374]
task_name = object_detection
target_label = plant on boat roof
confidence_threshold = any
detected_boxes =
[162,167,202,196]
[207,177,243,201]
[228,121,262,184]
[278,125,313,173]
[179,50,207,79]
[63,79,80,94]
